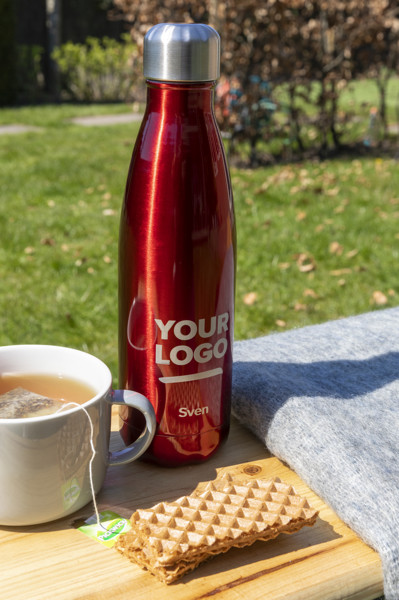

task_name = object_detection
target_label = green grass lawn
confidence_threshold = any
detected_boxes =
[1,103,398,384]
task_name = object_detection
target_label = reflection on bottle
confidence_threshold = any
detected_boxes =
[127,298,157,351]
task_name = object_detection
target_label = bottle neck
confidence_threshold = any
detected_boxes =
[145,80,216,113]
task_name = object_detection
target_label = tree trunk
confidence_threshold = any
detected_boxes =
[45,0,61,98]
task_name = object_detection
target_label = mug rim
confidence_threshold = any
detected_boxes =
[0,344,112,424]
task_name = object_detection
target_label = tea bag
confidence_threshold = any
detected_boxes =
[0,387,66,418]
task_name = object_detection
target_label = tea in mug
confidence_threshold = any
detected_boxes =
[0,373,96,419]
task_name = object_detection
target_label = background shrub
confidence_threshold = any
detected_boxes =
[52,34,140,102]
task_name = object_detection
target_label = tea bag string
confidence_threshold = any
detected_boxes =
[55,402,107,531]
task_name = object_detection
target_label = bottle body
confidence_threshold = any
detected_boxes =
[118,81,236,466]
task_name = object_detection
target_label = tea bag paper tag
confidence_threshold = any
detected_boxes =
[77,510,131,548]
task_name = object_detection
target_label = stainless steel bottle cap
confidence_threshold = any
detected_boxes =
[143,23,220,82]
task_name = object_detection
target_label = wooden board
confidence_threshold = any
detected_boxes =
[0,413,383,600]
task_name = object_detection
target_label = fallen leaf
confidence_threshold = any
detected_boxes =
[24,246,35,254]
[374,207,388,219]
[346,249,359,258]
[303,288,318,298]
[371,290,388,305]
[102,208,116,216]
[296,211,307,221]
[294,302,306,311]
[294,252,316,272]
[326,187,340,196]
[329,241,343,255]
[330,268,352,276]
[103,255,112,264]
[243,292,258,305]
[255,181,269,193]
[304,178,314,187]
[275,319,286,327]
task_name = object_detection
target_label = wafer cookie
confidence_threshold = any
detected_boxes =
[115,474,318,583]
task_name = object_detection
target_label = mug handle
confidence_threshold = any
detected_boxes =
[107,390,156,466]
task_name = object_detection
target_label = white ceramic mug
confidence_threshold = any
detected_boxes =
[0,345,156,526]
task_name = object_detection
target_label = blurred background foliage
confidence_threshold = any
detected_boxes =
[113,0,399,164]
[2,0,398,165]
[52,34,140,102]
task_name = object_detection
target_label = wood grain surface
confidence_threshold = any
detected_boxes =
[0,412,383,600]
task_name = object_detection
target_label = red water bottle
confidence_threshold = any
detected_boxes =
[118,23,236,466]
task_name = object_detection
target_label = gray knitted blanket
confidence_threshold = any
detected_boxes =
[232,307,399,599]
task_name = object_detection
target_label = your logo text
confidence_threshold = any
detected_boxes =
[155,313,229,366]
